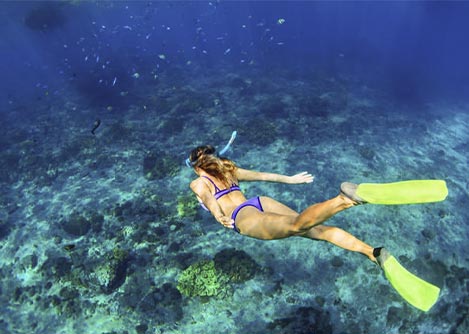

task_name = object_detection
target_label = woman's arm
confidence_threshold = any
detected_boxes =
[236,168,314,184]
[190,179,234,229]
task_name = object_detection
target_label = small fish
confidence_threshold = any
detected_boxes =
[132,72,140,79]
[224,48,231,55]
[85,55,88,61]
[96,55,100,63]
[158,54,166,60]
[123,25,132,31]
[112,77,117,86]
[277,18,286,25]
[91,119,101,135]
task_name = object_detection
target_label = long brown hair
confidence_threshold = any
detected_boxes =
[188,145,237,187]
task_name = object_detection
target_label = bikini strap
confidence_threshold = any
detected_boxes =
[201,175,221,192]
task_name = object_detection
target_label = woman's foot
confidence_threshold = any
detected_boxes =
[340,182,367,205]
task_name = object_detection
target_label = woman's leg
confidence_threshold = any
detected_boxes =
[301,225,376,262]
[234,196,376,261]
[235,195,355,240]
[292,194,356,232]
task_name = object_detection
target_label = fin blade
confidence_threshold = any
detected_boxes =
[381,255,440,312]
[356,180,448,204]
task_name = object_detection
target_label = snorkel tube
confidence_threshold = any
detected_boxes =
[219,130,237,155]
[185,130,237,168]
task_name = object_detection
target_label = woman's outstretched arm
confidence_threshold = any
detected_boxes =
[236,168,314,184]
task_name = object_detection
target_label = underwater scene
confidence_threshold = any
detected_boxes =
[1,1,468,334]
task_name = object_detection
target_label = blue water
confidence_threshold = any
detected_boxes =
[1,2,468,334]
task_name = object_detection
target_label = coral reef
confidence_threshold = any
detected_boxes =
[213,248,260,283]
[177,249,259,299]
[177,260,231,298]
[1,42,467,334]
[176,192,199,219]
[91,248,130,294]
[143,150,180,180]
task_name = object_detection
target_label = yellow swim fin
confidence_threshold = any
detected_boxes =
[342,180,448,205]
[374,248,440,312]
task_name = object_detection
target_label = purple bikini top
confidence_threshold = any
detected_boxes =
[201,176,241,200]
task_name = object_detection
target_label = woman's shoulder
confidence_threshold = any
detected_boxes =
[190,177,205,190]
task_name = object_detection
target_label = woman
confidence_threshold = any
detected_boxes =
[188,145,378,262]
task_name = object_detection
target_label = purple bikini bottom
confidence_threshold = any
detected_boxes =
[231,197,264,233]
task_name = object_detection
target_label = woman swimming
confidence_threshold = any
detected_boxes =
[187,144,378,262]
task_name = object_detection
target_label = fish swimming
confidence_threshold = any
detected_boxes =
[91,119,101,135]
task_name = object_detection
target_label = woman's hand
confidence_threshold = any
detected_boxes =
[216,215,235,229]
[289,172,315,184]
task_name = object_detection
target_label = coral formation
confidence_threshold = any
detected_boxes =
[177,249,259,299]
[176,193,199,219]
[213,248,260,283]
[92,248,130,294]
[143,150,180,180]
[177,260,230,298]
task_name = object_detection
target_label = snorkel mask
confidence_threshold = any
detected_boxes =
[185,130,237,168]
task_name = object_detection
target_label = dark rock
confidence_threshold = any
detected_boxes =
[89,212,104,233]
[214,248,260,283]
[168,241,182,252]
[59,287,80,300]
[357,146,375,160]
[41,256,72,278]
[450,303,469,334]
[95,248,130,294]
[120,274,153,310]
[421,228,435,240]
[135,324,148,334]
[0,220,11,240]
[386,306,404,326]
[62,213,91,236]
[267,306,333,334]
[331,256,344,268]
[138,283,183,325]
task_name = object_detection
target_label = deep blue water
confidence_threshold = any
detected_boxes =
[1,2,469,334]
[2,1,469,111]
